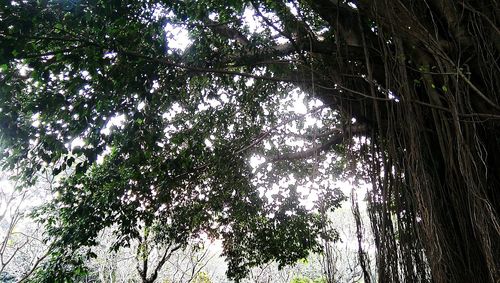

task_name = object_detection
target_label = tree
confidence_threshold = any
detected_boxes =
[0,171,52,282]
[1,0,499,282]
[163,242,217,283]
[82,229,218,283]
[319,187,376,283]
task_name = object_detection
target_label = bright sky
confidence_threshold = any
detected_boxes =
[0,178,13,193]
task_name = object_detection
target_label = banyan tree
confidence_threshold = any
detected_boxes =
[0,0,498,282]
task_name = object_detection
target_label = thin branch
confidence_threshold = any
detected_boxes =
[316,83,393,101]
[147,243,182,283]
[172,104,332,181]
[270,135,343,162]
[251,1,308,63]
[318,82,500,119]
[18,45,88,59]
[119,49,306,83]
[17,246,53,283]
[235,104,331,154]
[459,2,500,35]
[457,69,500,111]
[2,237,30,271]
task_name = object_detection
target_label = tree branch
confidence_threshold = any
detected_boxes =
[270,135,344,162]
[270,125,365,162]
[17,246,53,283]
[147,243,183,283]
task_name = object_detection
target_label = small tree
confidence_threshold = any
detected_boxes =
[191,271,212,283]
[0,171,52,282]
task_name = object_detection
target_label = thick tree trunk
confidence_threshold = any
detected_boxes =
[419,130,499,283]
[304,0,500,281]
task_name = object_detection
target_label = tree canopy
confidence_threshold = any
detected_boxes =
[1,0,499,282]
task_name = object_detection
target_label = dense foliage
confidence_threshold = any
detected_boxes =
[1,0,346,281]
[1,0,499,282]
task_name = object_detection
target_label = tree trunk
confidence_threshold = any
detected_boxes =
[306,1,500,282]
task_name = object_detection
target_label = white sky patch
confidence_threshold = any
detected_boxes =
[249,155,266,170]
[305,116,323,128]
[150,80,160,93]
[245,78,255,87]
[285,138,305,148]
[0,177,50,231]
[204,139,214,150]
[70,137,85,150]
[162,103,183,121]
[80,70,91,80]
[0,179,14,194]
[263,183,282,202]
[137,101,146,111]
[197,104,208,112]
[275,35,289,45]
[17,63,32,77]
[292,100,308,114]
[165,23,191,50]
[242,7,264,34]
[31,112,41,128]
[208,12,218,21]
[198,96,222,111]
[335,180,354,196]
[242,5,288,44]
[101,113,126,135]
[96,146,112,165]
[298,185,318,210]
[291,92,308,114]
[103,52,117,59]
[285,2,299,16]
[347,2,358,9]
[388,90,400,102]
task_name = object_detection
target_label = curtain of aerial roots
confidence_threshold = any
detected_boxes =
[338,1,499,282]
